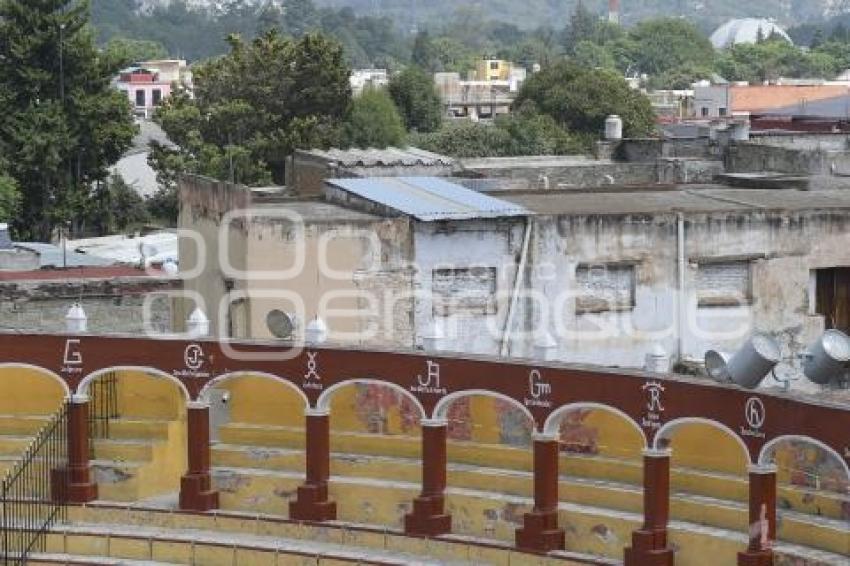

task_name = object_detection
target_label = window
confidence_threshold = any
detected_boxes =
[135,89,146,107]
[701,107,710,117]
[719,107,728,116]
[575,264,636,314]
[696,260,752,307]
[432,267,497,316]
[152,89,162,106]
[490,61,499,70]
[814,268,850,334]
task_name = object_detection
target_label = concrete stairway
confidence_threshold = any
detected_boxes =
[0,414,51,476]
[91,418,185,502]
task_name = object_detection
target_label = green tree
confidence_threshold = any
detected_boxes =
[411,122,515,158]
[563,0,598,54]
[0,0,136,240]
[412,30,437,72]
[624,18,715,77]
[514,61,656,138]
[104,36,169,65]
[431,37,476,73]
[282,0,319,37]
[343,88,406,149]
[0,173,21,221]
[151,31,352,188]
[412,106,581,158]
[717,38,839,83]
[388,67,443,133]
[106,173,150,232]
[573,40,617,70]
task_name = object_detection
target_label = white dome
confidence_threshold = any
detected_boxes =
[710,18,792,50]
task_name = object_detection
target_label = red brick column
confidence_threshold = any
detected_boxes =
[625,448,675,566]
[289,408,337,521]
[405,418,452,536]
[738,465,777,566]
[516,432,565,552]
[179,401,219,511]
[52,394,98,503]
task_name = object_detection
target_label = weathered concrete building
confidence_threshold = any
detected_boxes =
[180,164,850,393]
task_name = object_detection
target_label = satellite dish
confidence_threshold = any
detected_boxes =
[266,310,295,339]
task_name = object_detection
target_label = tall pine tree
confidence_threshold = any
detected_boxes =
[0,0,136,240]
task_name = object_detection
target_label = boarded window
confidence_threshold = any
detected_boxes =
[815,268,850,334]
[575,264,635,314]
[696,260,751,307]
[432,267,497,316]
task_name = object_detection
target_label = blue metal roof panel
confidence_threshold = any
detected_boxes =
[327,177,530,221]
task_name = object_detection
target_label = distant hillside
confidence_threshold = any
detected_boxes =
[314,0,848,31]
[135,1,850,31]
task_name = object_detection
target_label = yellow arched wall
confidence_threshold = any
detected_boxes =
[557,409,645,461]
[0,368,65,415]
[329,384,422,437]
[218,376,305,427]
[113,371,184,420]
[668,423,749,475]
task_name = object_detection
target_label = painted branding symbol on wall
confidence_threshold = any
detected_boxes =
[173,343,211,379]
[184,344,204,371]
[524,369,552,408]
[411,360,447,395]
[302,351,323,391]
[741,397,766,439]
[640,380,665,430]
[61,339,84,376]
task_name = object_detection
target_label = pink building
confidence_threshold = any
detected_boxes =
[115,60,190,119]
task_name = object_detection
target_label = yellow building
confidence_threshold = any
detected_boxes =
[474,58,513,82]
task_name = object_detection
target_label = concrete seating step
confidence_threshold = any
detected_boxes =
[67,503,613,565]
[0,414,51,435]
[46,521,486,565]
[93,438,156,462]
[106,420,171,441]
[28,553,178,565]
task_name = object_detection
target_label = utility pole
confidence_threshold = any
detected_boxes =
[59,22,65,103]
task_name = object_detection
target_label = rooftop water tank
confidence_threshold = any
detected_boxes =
[605,115,623,141]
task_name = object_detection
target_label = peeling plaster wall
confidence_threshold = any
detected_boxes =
[411,211,850,392]
[178,175,251,335]
[413,220,524,354]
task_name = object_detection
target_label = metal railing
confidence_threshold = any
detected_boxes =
[0,402,69,564]
[88,371,119,446]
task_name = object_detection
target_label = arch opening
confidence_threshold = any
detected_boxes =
[654,417,752,473]
[437,391,536,543]
[759,435,850,506]
[81,368,189,504]
[199,373,310,518]
[315,380,427,530]
[78,366,190,404]
[0,363,71,415]
[317,378,426,419]
[198,371,308,408]
[545,404,647,477]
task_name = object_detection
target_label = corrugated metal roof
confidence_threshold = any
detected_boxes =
[327,177,531,221]
[305,147,454,167]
